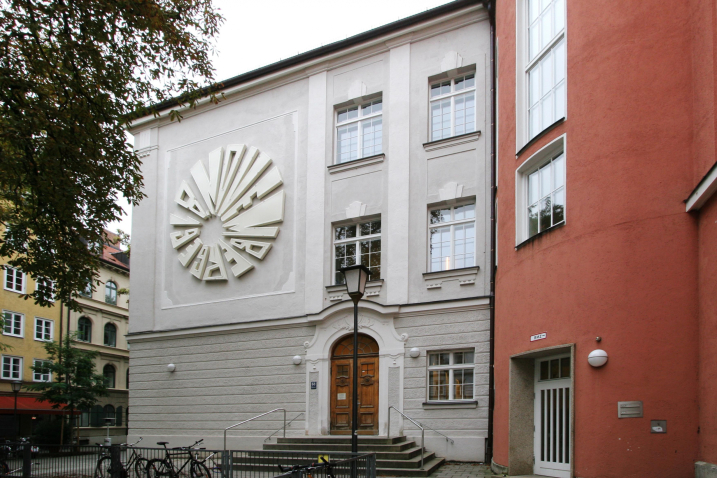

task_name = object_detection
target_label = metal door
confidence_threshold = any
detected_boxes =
[534,355,571,478]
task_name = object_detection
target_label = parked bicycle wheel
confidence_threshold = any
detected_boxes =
[146,459,174,478]
[0,460,9,476]
[94,456,113,478]
[134,457,150,478]
[190,462,211,478]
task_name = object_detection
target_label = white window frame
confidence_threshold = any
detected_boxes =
[33,359,52,382]
[332,218,382,285]
[426,349,476,402]
[335,98,383,164]
[516,0,567,150]
[34,317,54,342]
[2,310,24,338]
[105,281,117,305]
[427,202,476,272]
[1,355,23,380]
[4,267,25,293]
[35,277,54,302]
[516,134,567,245]
[429,73,477,141]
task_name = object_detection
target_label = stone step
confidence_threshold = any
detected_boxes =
[276,436,407,445]
[376,451,436,469]
[377,456,446,477]
[233,449,434,469]
[263,441,416,453]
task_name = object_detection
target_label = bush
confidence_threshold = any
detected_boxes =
[32,418,69,445]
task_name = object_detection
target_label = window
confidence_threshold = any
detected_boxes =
[79,281,92,298]
[333,219,381,284]
[2,355,22,380]
[35,277,54,301]
[428,203,475,272]
[538,356,571,381]
[78,317,92,343]
[2,311,23,338]
[526,0,566,139]
[430,74,476,141]
[336,99,382,163]
[34,318,53,342]
[427,350,474,401]
[4,267,24,293]
[103,405,116,425]
[105,281,117,305]
[103,364,116,388]
[33,359,52,382]
[103,323,117,347]
[527,151,565,238]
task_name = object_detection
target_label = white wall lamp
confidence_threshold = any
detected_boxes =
[588,349,608,368]
[409,347,420,358]
[167,364,176,372]
[292,355,302,365]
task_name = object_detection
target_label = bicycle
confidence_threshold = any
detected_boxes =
[94,437,148,478]
[146,439,214,478]
[275,456,337,478]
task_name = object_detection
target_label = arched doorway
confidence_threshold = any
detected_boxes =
[330,334,379,435]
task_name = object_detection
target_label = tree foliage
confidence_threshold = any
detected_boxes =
[26,334,108,414]
[0,0,223,310]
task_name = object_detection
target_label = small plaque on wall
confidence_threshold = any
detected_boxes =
[311,381,317,390]
[618,401,643,418]
[337,393,346,400]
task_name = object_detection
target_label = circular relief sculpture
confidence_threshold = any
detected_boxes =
[169,144,285,281]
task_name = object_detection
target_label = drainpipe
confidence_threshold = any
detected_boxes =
[481,0,497,465]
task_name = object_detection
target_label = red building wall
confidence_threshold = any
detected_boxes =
[493,0,710,476]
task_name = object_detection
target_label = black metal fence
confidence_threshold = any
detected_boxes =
[0,444,376,478]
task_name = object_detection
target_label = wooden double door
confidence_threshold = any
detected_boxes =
[330,334,379,435]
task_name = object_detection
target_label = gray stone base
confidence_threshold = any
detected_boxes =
[696,461,717,478]
[491,458,508,475]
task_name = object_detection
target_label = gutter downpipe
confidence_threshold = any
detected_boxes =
[481,0,497,466]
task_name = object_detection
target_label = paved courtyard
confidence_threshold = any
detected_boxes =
[405,462,498,478]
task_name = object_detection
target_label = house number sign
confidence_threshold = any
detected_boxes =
[530,332,547,342]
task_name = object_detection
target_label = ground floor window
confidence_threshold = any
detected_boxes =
[1,355,22,380]
[80,405,123,427]
[427,350,475,401]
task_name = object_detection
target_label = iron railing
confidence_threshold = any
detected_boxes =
[223,409,287,452]
[228,450,375,478]
[264,413,304,443]
[386,406,454,469]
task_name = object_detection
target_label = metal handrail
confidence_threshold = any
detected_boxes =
[264,412,304,443]
[223,408,286,451]
[387,406,456,469]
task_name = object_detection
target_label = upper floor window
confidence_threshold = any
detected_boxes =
[333,219,381,285]
[35,277,54,301]
[103,364,116,388]
[430,74,476,141]
[336,99,382,164]
[105,281,117,305]
[527,0,566,139]
[33,359,52,382]
[34,317,53,342]
[104,323,117,347]
[78,317,92,342]
[2,355,22,380]
[527,151,565,238]
[2,311,23,338]
[427,350,475,401]
[79,281,92,298]
[4,267,24,293]
[428,203,475,272]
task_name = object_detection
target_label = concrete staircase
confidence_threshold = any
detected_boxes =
[247,436,445,476]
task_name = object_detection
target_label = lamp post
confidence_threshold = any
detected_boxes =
[11,380,22,440]
[339,264,371,466]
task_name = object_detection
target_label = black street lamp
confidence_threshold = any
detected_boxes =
[11,380,22,440]
[339,264,371,465]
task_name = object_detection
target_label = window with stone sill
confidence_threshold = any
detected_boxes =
[428,203,475,272]
[78,316,92,343]
[105,281,117,305]
[333,219,381,285]
[430,74,476,141]
[336,99,383,164]
[427,350,475,401]
[104,322,117,347]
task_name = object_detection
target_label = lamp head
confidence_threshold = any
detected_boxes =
[339,264,371,302]
[11,381,22,393]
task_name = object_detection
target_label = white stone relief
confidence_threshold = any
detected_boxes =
[345,200,367,219]
[439,181,464,201]
[170,145,285,281]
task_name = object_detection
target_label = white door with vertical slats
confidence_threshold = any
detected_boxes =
[534,355,571,478]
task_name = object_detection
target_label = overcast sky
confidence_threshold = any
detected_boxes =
[107,0,453,236]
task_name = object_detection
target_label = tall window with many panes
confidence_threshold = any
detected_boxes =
[428,203,475,272]
[4,267,24,293]
[527,0,566,139]
[430,74,476,141]
[527,151,565,238]
[427,350,475,401]
[333,219,381,284]
[336,99,382,164]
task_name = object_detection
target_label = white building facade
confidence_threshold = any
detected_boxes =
[128,2,492,461]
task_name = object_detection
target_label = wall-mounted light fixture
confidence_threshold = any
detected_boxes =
[167,363,176,372]
[588,349,608,367]
[292,355,302,365]
[409,347,420,358]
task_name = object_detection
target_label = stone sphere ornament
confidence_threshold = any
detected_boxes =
[588,349,608,367]
[169,144,285,281]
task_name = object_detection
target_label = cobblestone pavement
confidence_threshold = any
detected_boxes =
[388,462,500,478]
